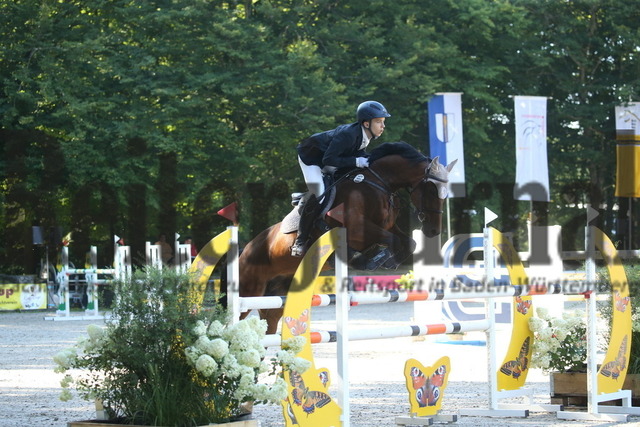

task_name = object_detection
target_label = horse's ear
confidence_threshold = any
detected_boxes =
[429,156,440,167]
[446,159,458,172]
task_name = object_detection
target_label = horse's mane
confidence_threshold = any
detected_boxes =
[369,141,428,164]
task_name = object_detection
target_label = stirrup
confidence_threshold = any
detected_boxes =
[290,242,307,257]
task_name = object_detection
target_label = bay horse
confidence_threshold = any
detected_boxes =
[238,142,456,334]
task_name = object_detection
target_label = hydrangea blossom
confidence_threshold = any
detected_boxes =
[53,348,77,373]
[183,315,308,412]
[195,354,218,377]
[207,338,230,360]
[529,307,587,373]
[86,324,104,342]
[192,320,207,337]
[207,320,224,337]
[282,336,306,354]
[237,348,261,368]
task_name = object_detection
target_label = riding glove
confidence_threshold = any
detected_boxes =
[356,157,369,168]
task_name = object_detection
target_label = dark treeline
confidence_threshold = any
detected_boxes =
[1,0,639,273]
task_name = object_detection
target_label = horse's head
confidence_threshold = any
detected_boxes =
[409,156,457,237]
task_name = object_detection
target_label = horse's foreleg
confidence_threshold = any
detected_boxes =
[381,224,416,269]
[347,220,415,270]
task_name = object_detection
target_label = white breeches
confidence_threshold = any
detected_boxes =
[298,156,325,197]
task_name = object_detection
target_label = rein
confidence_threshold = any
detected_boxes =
[346,164,445,220]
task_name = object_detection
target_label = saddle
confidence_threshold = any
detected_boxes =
[282,169,408,271]
[281,175,336,235]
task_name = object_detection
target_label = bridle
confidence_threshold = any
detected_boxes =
[407,164,448,221]
[349,162,447,223]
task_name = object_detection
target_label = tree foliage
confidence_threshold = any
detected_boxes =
[1,0,639,272]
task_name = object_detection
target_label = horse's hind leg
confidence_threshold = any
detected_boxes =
[259,308,285,335]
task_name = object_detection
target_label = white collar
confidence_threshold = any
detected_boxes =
[360,126,371,149]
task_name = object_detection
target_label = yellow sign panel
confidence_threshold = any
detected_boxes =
[403,356,451,416]
[615,104,640,197]
[615,143,640,197]
[0,283,47,310]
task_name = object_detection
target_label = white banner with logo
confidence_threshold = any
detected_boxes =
[514,96,549,201]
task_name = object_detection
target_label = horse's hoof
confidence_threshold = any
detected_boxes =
[350,247,394,271]
[349,255,367,270]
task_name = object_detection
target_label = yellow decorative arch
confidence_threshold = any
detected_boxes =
[281,228,342,426]
[593,227,632,394]
[491,227,534,391]
[187,228,232,305]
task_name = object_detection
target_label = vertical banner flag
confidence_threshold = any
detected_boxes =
[615,103,640,197]
[514,96,550,201]
[428,93,466,197]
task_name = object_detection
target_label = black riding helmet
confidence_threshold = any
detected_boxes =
[356,100,391,123]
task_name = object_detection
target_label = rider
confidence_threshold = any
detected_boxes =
[290,100,391,257]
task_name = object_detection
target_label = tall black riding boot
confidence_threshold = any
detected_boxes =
[290,195,320,257]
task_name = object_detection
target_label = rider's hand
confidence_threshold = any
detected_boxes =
[356,157,369,168]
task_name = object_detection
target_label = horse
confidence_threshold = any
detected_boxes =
[238,141,456,334]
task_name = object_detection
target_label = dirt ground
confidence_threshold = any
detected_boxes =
[2,303,639,427]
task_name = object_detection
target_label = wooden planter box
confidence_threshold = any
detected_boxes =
[550,372,640,407]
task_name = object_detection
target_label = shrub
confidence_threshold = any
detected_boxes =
[54,268,300,425]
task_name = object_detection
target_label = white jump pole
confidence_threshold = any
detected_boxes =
[261,319,490,348]
[335,227,350,427]
[85,245,99,317]
[239,283,563,313]
[146,241,162,269]
[228,226,241,325]
[58,246,71,317]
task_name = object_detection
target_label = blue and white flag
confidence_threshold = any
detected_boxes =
[428,93,466,197]
[514,96,550,201]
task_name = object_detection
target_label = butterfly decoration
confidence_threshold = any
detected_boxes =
[409,364,446,407]
[284,309,309,336]
[283,367,333,426]
[403,356,451,416]
[500,336,530,379]
[601,335,628,380]
[614,291,630,313]
[289,370,332,414]
[515,296,532,315]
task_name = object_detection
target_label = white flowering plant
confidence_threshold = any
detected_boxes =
[184,317,310,422]
[53,268,303,425]
[528,307,587,373]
